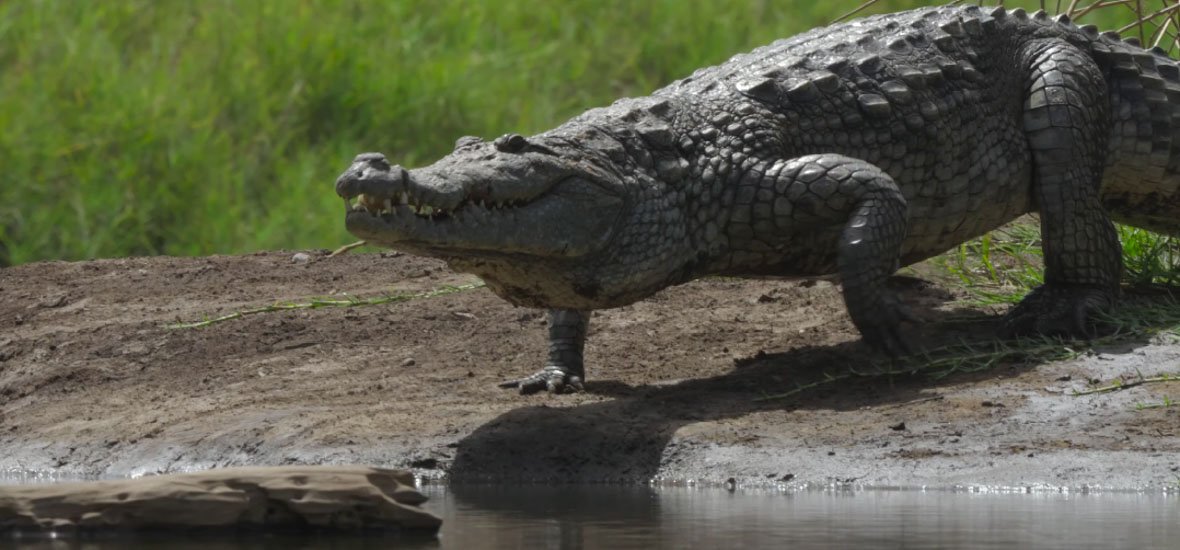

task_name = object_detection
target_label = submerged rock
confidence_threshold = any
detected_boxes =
[0,465,441,534]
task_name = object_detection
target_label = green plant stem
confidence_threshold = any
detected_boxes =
[1074,373,1180,395]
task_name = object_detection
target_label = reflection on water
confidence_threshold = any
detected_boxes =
[431,485,1177,550]
[2,480,1177,549]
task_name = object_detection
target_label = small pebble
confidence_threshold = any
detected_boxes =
[291,252,311,264]
[401,358,416,367]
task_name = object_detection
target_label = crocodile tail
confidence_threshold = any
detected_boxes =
[1083,26,1180,236]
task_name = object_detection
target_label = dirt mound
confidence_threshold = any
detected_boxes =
[0,251,1176,488]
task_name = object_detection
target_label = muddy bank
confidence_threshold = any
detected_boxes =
[0,251,1176,490]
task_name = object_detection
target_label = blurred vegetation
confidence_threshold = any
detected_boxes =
[0,0,1171,265]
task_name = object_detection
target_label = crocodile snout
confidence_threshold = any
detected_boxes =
[353,152,391,171]
[335,152,407,201]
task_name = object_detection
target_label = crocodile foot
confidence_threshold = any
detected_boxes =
[843,284,918,357]
[1000,284,1116,339]
[856,298,917,358]
[498,365,584,395]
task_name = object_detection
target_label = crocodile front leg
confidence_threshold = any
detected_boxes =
[832,163,913,356]
[498,308,589,394]
[1003,39,1121,337]
[757,154,913,355]
[825,157,913,355]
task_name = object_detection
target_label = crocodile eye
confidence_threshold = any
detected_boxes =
[493,133,529,153]
[454,135,484,150]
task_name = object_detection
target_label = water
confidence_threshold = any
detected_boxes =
[3,483,1177,549]
[426,486,1177,549]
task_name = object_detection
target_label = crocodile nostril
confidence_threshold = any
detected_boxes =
[353,152,391,171]
[455,135,485,149]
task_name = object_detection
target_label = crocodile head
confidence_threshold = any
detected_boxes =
[335,116,692,309]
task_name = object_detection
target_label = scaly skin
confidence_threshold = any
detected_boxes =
[335,6,1180,393]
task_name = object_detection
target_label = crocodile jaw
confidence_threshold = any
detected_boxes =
[337,152,625,260]
[344,177,622,259]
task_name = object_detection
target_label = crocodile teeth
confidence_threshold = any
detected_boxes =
[355,193,387,213]
[351,190,528,219]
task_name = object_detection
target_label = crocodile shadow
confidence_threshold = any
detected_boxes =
[448,281,1170,484]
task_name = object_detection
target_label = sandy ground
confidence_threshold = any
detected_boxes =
[0,251,1176,490]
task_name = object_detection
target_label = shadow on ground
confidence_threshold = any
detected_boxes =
[448,279,1168,483]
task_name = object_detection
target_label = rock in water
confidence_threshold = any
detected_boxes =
[0,465,441,534]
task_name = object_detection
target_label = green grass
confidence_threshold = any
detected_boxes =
[934,222,1045,305]
[0,0,921,265]
[932,218,1180,304]
[1120,226,1180,286]
[0,0,1166,266]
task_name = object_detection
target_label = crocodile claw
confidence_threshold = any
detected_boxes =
[999,284,1115,339]
[858,301,917,358]
[843,284,919,357]
[498,365,584,395]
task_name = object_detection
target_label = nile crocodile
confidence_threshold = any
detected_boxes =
[335,5,1180,393]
